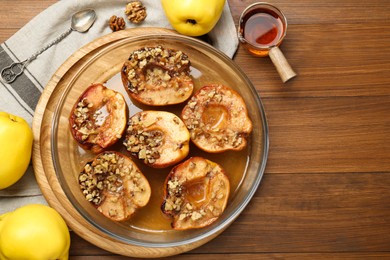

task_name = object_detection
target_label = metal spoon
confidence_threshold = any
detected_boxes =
[0,9,97,84]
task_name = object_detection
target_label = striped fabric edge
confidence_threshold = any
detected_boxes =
[0,44,43,114]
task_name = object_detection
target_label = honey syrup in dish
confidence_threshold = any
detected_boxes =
[99,72,252,231]
[240,8,285,56]
[127,144,250,231]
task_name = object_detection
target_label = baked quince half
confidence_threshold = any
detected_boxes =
[78,151,151,222]
[161,157,230,230]
[121,46,194,106]
[181,84,253,153]
[123,111,190,168]
[69,83,127,153]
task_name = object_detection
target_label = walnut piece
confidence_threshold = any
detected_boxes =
[125,1,147,24]
[109,15,126,32]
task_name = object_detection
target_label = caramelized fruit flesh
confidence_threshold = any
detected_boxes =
[123,111,190,168]
[162,157,230,230]
[69,83,127,153]
[181,84,253,153]
[121,46,194,106]
[78,151,151,221]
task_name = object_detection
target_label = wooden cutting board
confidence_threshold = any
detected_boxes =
[32,28,222,258]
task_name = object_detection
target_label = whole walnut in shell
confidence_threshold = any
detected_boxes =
[109,15,125,32]
[125,1,147,24]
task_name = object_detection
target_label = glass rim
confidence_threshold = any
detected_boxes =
[50,33,270,249]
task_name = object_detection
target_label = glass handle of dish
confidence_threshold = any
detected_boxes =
[0,28,73,84]
[268,47,297,83]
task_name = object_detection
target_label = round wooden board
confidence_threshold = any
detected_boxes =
[32,28,223,258]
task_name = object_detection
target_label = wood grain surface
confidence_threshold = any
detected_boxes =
[1,0,390,259]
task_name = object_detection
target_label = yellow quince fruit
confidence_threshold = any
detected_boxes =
[0,111,33,189]
[161,0,226,36]
[0,204,70,260]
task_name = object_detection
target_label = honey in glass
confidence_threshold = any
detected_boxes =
[238,3,287,57]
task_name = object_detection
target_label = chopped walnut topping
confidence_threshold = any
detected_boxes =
[78,152,143,206]
[70,83,127,154]
[123,111,189,168]
[181,85,252,152]
[163,177,185,213]
[191,211,203,221]
[162,157,231,230]
[123,115,163,165]
[165,200,207,223]
[72,98,97,141]
[123,46,191,95]
[125,1,147,24]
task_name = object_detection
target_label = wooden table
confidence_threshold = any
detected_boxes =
[1,0,390,259]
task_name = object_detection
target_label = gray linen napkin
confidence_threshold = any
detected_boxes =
[0,0,238,214]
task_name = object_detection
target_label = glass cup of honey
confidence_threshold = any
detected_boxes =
[238,2,296,82]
